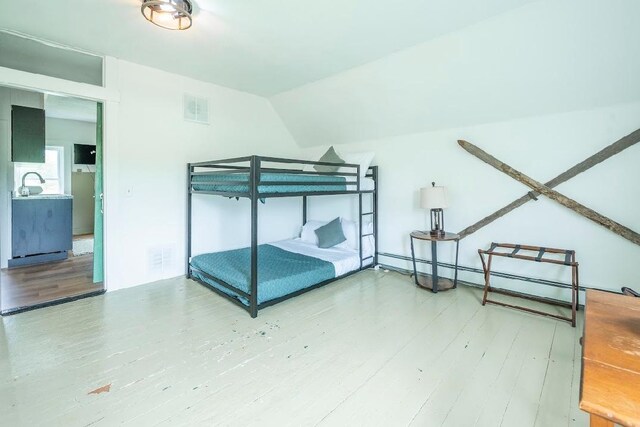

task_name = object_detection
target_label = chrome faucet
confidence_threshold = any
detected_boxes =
[19,172,46,197]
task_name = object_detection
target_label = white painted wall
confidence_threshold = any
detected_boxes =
[300,102,640,302]
[105,60,301,291]
[0,58,301,292]
[2,0,639,302]
[45,117,97,195]
[268,0,640,302]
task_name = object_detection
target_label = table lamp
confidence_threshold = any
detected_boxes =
[420,182,448,237]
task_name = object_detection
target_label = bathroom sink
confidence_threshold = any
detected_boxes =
[27,185,43,195]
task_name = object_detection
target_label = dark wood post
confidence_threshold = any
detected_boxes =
[457,128,640,238]
[458,139,640,247]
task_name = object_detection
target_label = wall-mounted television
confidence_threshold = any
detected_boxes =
[74,144,96,165]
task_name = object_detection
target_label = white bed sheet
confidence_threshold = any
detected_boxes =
[269,238,373,276]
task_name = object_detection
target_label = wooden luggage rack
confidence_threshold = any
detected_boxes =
[478,243,579,327]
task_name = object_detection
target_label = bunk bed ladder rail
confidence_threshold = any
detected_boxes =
[373,166,378,266]
[360,166,378,269]
[359,192,363,269]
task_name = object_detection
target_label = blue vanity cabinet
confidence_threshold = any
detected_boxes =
[11,197,73,265]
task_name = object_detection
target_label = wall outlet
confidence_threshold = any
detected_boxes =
[125,188,133,198]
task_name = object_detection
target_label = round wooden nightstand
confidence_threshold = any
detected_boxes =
[410,231,460,293]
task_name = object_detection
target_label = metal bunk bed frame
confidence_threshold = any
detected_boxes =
[186,155,379,318]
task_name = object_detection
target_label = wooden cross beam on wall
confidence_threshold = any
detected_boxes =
[456,128,640,244]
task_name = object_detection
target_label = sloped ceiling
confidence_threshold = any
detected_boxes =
[270,0,640,146]
[0,0,536,96]
[2,0,637,149]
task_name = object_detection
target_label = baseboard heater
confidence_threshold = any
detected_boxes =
[377,251,615,295]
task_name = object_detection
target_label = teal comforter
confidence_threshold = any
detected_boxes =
[190,244,336,305]
[192,172,347,194]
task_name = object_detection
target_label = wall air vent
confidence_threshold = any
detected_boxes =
[183,94,209,124]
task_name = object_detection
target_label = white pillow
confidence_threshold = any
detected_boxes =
[341,220,374,255]
[340,218,358,250]
[301,218,361,251]
[300,220,328,245]
[336,151,375,179]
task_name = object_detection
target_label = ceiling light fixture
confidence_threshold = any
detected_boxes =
[141,0,193,31]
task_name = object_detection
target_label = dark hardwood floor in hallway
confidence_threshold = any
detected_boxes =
[1,253,103,313]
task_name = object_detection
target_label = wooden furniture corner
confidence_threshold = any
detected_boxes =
[580,290,640,427]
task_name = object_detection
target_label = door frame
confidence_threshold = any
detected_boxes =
[0,61,120,297]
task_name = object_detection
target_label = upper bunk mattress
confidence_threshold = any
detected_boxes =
[191,172,374,194]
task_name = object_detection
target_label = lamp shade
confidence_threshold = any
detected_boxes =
[420,185,448,209]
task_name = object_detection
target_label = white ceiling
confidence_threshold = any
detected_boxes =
[0,0,536,96]
[45,95,98,123]
[271,0,640,146]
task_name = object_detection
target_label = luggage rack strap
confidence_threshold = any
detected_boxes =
[564,250,574,266]
[508,244,521,257]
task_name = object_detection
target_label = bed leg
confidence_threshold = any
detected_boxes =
[249,156,260,318]
[186,162,193,279]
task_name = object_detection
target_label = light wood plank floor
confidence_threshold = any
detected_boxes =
[1,253,103,312]
[0,270,589,426]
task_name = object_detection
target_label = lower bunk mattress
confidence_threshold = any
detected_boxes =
[190,238,370,306]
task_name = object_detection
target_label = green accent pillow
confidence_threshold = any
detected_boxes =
[315,218,347,248]
[314,146,345,173]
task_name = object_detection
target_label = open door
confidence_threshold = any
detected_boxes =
[93,103,103,283]
[0,91,105,315]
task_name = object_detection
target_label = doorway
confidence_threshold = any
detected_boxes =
[0,87,105,314]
